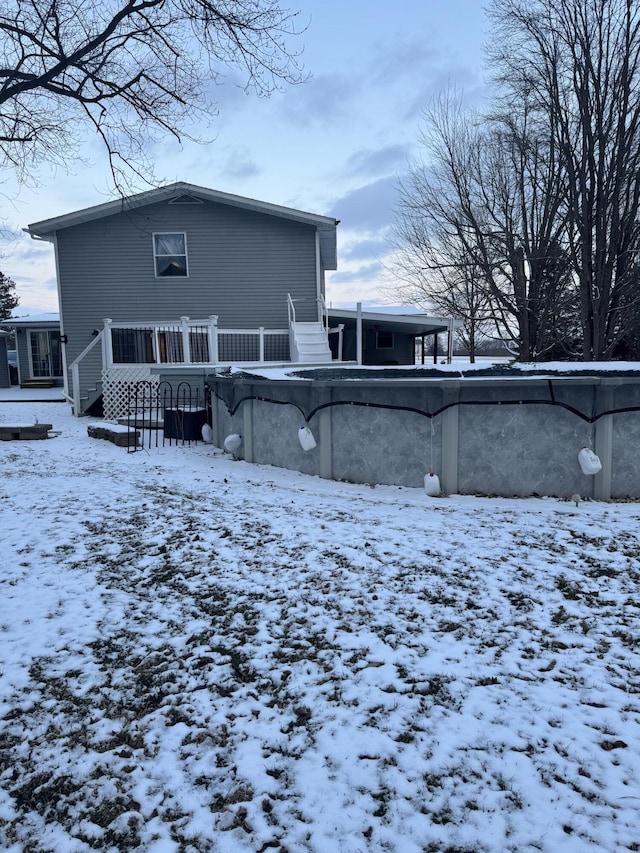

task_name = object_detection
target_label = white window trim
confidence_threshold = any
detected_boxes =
[153,232,189,278]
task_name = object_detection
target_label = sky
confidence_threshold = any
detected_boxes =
[1,394,640,851]
[0,0,490,316]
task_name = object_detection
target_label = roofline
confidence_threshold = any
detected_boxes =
[26,182,339,240]
[328,308,463,329]
[0,315,61,328]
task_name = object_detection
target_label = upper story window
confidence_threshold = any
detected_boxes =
[153,232,188,277]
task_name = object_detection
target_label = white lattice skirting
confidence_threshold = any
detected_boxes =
[102,367,160,421]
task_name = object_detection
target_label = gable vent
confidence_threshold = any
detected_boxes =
[168,194,203,205]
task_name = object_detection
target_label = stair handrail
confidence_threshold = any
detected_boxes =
[69,330,104,415]
[317,293,329,330]
[287,293,297,327]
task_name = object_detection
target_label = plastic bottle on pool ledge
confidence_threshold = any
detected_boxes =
[424,472,441,496]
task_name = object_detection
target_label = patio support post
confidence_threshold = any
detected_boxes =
[102,318,113,368]
[259,327,265,362]
[180,316,191,365]
[356,302,363,366]
[208,315,218,365]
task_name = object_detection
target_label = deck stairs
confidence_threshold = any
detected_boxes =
[290,321,332,363]
[20,378,56,389]
[79,379,103,415]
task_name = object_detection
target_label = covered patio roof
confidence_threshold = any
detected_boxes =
[326,306,461,364]
[327,307,459,337]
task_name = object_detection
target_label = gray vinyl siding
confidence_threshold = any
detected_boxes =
[16,330,30,381]
[0,335,8,388]
[56,199,321,371]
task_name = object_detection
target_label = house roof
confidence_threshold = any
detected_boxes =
[25,182,339,270]
[0,312,60,329]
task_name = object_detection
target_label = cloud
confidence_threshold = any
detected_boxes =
[0,228,57,312]
[7,235,54,265]
[402,69,488,121]
[329,177,399,233]
[367,36,439,88]
[175,142,262,184]
[342,236,391,262]
[198,69,268,119]
[361,31,487,127]
[329,261,385,284]
[346,145,411,178]
[278,72,360,128]
[219,147,262,182]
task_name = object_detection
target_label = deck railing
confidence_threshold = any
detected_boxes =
[102,316,290,367]
[68,313,318,416]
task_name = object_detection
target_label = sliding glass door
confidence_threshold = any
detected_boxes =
[29,331,62,378]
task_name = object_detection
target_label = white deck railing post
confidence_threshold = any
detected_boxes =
[180,316,191,365]
[208,315,218,365]
[153,326,161,364]
[259,327,265,362]
[102,319,113,368]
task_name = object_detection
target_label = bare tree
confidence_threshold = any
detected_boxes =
[488,0,640,360]
[390,94,501,361]
[391,91,577,361]
[0,0,304,187]
[390,214,495,361]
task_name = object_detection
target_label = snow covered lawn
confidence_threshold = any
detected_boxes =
[1,401,640,853]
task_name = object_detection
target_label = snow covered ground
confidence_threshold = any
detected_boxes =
[1,399,640,853]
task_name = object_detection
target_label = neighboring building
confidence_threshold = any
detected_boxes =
[0,314,62,387]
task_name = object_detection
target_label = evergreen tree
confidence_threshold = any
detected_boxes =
[0,272,19,320]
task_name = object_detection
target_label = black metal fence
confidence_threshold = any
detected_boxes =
[125,380,210,452]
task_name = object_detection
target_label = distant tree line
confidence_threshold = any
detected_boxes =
[392,0,640,362]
